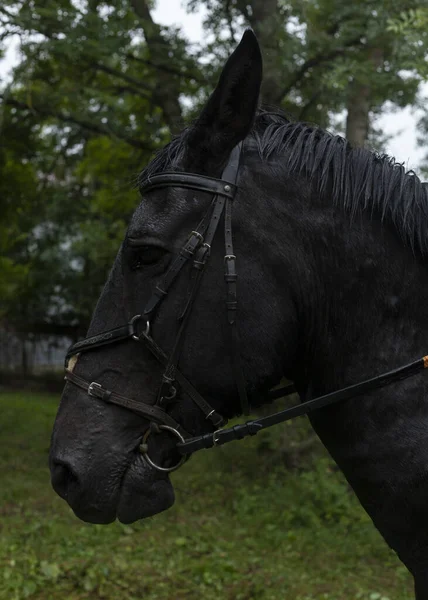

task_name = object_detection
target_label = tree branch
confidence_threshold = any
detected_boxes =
[280,36,364,100]
[126,52,205,83]
[130,0,183,131]
[225,0,237,42]
[93,62,153,93]
[107,84,151,99]
[0,94,155,151]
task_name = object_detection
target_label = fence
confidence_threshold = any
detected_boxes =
[0,326,72,374]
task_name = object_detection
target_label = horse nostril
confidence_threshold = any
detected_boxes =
[50,459,79,499]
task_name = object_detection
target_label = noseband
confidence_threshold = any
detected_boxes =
[64,142,428,473]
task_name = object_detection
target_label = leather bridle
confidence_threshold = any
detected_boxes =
[64,142,428,473]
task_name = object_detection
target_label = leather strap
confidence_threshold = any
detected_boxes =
[64,148,243,446]
[64,369,189,436]
[140,148,241,424]
[140,172,237,199]
[222,143,250,416]
[143,202,216,318]
[177,356,428,455]
[65,321,138,366]
[140,331,227,428]
[63,140,428,469]
[152,190,229,409]
[155,246,210,405]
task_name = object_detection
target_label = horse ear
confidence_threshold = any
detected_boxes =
[189,29,262,160]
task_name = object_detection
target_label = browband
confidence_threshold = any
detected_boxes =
[140,172,237,199]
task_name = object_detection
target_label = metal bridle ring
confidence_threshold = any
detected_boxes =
[131,314,151,341]
[139,424,188,473]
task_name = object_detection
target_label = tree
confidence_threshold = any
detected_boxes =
[0,0,204,334]
[187,0,428,147]
[0,0,427,342]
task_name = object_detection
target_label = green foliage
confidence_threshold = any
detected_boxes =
[0,392,413,600]
[0,0,202,332]
[0,0,427,333]
[188,0,428,121]
[387,8,428,35]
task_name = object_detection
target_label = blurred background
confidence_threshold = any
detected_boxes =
[0,1,427,598]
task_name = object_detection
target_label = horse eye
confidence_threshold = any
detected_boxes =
[129,245,168,270]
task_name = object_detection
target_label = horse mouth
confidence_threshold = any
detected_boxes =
[53,451,175,525]
[116,454,175,524]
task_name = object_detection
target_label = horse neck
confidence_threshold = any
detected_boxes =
[292,203,428,395]
[286,190,428,580]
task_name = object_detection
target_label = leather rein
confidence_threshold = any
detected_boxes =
[64,142,428,472]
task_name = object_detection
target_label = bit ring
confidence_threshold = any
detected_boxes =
[139,425,188,473]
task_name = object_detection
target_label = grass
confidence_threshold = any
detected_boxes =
[0,391,413,600]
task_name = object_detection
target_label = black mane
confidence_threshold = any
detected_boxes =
[140,110,428,255]
[254,110,428,255]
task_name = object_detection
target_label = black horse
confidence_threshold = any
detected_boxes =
[50,30,428,598]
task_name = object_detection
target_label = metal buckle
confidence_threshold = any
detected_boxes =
[212,429,223,446]
[224,254,236,262]
[190,230,203,242]
[139,425,188,473]
[88,381,102,398]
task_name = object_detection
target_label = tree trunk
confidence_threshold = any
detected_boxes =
[245,0,288,106]
[346,47,383,147]
[346,81,371,147]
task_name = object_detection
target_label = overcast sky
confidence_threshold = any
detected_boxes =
[1,0,426,173]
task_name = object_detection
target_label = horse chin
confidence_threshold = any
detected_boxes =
[71,505,117,525]
[116,454,175,524]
